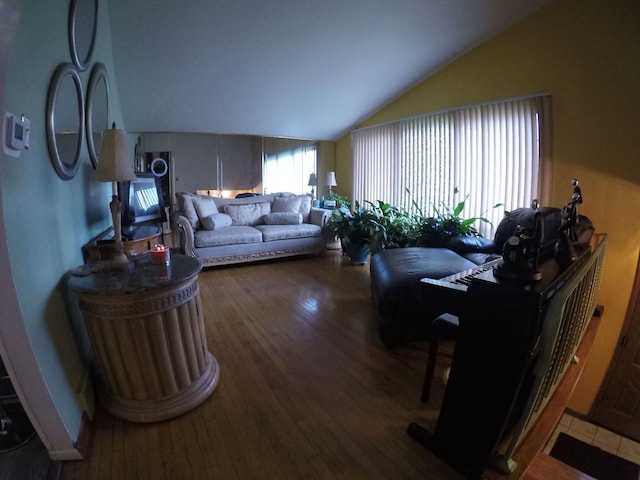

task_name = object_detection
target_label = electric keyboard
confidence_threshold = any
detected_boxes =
[437,256,503,287]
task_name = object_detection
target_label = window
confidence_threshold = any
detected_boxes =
[351,95,551,238]
[263,139,317,195]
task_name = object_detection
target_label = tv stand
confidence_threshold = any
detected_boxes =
[82,224,162,263]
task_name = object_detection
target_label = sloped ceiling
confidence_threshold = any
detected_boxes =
[108,0,554,141]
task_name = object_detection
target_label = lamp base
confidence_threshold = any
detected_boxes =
[111,250,130,264]
[110,194,130,265]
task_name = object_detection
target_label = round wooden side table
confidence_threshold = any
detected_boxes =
[68,253,219,422]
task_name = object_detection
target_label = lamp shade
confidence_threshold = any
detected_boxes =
[326,171,337,187]
[307,173,317,187]
[94,128,137,182]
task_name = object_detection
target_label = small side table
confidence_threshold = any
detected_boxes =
[82,225,163,263]
[68,253,219,422]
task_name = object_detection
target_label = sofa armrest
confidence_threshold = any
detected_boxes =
[447,235,499,254]
[172,212,197,257]
[309,207,331,228]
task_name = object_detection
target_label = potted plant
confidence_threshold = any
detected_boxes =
[322,191,350,209]
[417,188,502,247]
[370,200,423,252]
[325,202,386,264]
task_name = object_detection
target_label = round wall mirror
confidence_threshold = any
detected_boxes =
[68,0,98,71]
[151,157,168,177]
[46,63,85,180]
[86,63,109,168]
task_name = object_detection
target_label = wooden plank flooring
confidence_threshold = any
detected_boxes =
[521,453,597,480]
[60,251,463,480]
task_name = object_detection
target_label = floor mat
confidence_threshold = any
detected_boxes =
[550,432,640,480]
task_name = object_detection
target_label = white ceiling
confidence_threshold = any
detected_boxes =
[108,0,553,141]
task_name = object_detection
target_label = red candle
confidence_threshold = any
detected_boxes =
[150,244,170,265]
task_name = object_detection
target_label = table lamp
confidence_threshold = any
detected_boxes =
[326,171,337,194]
[307,173,317,199]
[94,124,137,264]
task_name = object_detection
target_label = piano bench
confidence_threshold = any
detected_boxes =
[421,313,459,403]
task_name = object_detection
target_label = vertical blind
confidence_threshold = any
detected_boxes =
[351,95,551,238]
[263,141,317,195]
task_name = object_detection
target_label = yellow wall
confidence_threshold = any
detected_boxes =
[336,0,640,414]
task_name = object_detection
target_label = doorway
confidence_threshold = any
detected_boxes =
[590,251,640,441]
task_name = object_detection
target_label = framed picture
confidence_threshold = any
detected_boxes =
[324,200,336,208]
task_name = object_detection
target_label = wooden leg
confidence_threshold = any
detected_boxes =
[421,313,459,403]
[421,334,440,402]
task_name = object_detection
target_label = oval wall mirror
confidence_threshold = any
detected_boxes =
[68,0,98,72]
[46,63,85,180]
[85,63,109,168]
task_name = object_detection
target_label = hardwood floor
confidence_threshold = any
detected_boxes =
[60,251,463,480]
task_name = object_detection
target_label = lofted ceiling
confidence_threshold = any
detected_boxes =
[108,0,554,141]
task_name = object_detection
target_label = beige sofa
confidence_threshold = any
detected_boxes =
[173,192,330,267]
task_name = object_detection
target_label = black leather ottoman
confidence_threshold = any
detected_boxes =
[370,247,479,347]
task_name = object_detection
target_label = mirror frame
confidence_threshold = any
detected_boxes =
[85,62,109,168]
[68,0,99,72]
[46,63,85,181]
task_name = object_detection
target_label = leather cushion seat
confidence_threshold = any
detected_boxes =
[370,247,479,346]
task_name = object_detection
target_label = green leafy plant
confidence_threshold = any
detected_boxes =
[325,201,386,246]
[368,200,422,252]
[323,191,350,209]
[417,188,502,247]
[325,189,502,255]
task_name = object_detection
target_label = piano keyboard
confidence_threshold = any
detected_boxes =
[440,257,503,287]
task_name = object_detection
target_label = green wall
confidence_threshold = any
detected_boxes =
[1,0,124,440]
[336,0,640,414]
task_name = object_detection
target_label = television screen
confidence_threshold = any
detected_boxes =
[119,173,165,229]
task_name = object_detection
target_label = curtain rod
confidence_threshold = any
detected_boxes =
[351,92,551,135]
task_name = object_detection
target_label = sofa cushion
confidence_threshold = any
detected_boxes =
[194,226,263,247]
[213,194,273,210]
[275,193,312,222]
[224,202,271,226]
[264,212,303,225]
[200,213,233,231]
[298,195,312,222]
[193,194,219,220]
[255,223,322,241]
[272,196,301,213]
[176,192,200,229]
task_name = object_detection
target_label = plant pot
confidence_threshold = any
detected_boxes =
[342,240,370,265]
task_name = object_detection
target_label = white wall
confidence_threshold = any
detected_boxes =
[141,132,219,196]
[139,132,262,195]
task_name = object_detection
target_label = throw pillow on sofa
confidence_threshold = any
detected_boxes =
[264,212,303,225]
[224,202,271,226]
[272,196,301,213]
[274,193,312,222]
[176,192,220,230]
[200,213,233,230]
[193,194,219,221]
[176,192,200,229]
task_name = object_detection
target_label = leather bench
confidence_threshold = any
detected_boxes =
[370,247,485,347]
[368,206,568,347]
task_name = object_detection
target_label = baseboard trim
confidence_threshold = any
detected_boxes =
[49,411,92,461]
[74,366,95,420]
[48,448,83,461]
